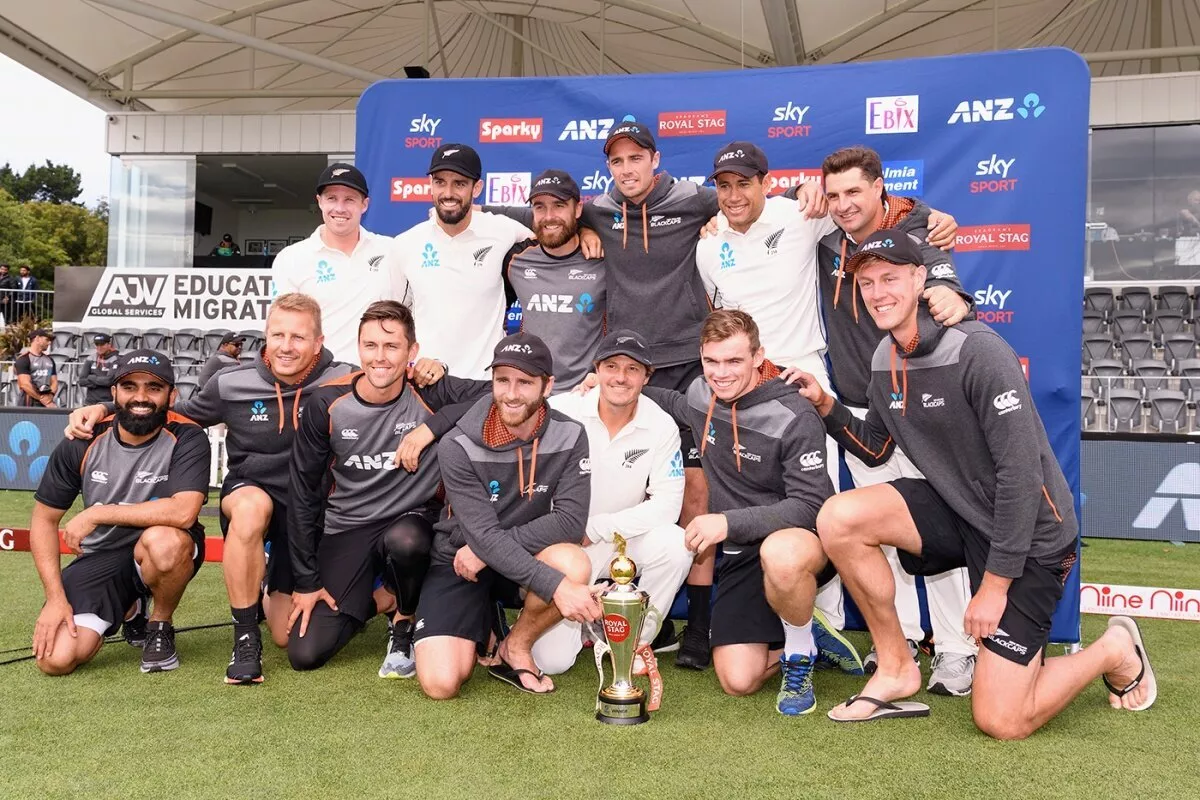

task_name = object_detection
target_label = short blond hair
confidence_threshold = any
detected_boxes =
[268,292,323,336]
[701,309,761,353]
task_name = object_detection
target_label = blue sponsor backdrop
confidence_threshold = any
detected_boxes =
[357,47,1089,642]
[0,410,68,491]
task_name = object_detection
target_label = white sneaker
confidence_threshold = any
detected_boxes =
[863,639,920,674]
[927,653,975,697]
[378,618,416,679]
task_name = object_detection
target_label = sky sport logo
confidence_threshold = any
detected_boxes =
[972,155,1018,193]
[974,284,1014,324]
[479,118,543,143]
[390,178,432,202]
[865,95,919,135]
[406,114,442,148]
[768,102,811,138]
[658,110,726,137]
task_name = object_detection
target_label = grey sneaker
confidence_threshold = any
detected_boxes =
[927,652,976,697]
[140,621,179,673]
[379,618,416,679]
[862,639,920,675]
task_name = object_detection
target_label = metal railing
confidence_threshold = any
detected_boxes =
[0,288,54,326]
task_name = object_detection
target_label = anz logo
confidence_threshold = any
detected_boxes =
[250,400,270,422]
[344,452,398,471]
[719,242,736,270]
[525,293,594,314]
[488,480,501,502]
[0,421,49,487]
[667,450,685,479]
[316,260,335,284]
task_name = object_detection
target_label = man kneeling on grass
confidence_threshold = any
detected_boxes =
[412,332,600,698]
[31,351,210,675]
[787,229,1157,736]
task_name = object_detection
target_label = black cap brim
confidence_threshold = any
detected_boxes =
[428,165,480,182]
[707,165,762,183]
[487,358,549,377]
[529,187,578,202]
[316,179,368,197]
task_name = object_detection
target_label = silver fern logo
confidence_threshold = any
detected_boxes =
[764,228,785,256]
[473,246,494,268]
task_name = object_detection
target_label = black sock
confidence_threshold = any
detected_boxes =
[231,605,259,638]
[686,584,712,634]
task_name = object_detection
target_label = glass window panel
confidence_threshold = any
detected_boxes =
[1088,178,1156,281]
[1091,127,1153,182]
[107,156,196,268]
[1154,124,1200,179]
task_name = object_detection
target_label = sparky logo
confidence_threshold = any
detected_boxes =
[488,480,501,502]
[719,242,736,270]
[575,293,595,313]
[667,450,684,478]
[889,391,904,410]
[250,400,269,422]
[622,449,649,468]
[764,228,784,256]
[421,243,440,269]
[316,260,335,284]
[472,246,493,269]
[1132,463,1200,532]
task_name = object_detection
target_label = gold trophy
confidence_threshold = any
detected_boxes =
[595,534,662,724]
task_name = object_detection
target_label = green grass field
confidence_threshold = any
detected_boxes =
[1,490,1198,799]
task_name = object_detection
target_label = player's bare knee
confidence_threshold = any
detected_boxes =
[973,708,1033,741]
[223,489,273,538]
[418,671,465,700]
[716,666,762,697]
[815,495,864,551]
[537,543,591,583]
[35,651,77,676]
[760,529,822,582]
[138,526,191,573]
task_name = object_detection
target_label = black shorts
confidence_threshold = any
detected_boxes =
[319,513,432,622]
[219,473,293,594]
[61,525,206,637]
[709,541,838,649]
[412,563,521,649]
[649,360,704,469]
[891,478,1076,666]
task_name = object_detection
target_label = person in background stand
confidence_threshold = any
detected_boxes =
[77,334,121,405]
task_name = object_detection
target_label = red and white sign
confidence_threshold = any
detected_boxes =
[390,177,432,202]
[1,527,227,562]
[956,224,1031,252]
[658,110,727,137]
[484,172,532,206]
[602,613,631,643]
[765,168,822,196]
[479,118,543,143]
[1081,583,1200,622]
[1019,356,1030,380]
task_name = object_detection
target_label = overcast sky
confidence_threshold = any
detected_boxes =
[0,54,111,206]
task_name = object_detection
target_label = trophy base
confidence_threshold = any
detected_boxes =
[596,693,649,725]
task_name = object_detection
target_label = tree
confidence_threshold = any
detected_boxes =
[0,161,84,205]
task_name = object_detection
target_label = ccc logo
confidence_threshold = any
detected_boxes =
[799,450,823,469]
[993,390,1021,411]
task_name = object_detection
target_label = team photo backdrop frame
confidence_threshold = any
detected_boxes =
[357,48,1090,643]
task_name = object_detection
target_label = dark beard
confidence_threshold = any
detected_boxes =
[116,403,168,436]
[534,217,578,249]
[435,203,469,225]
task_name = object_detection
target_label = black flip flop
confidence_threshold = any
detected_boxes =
[488,655,555,695]
[1101,616,1157,711]
[827,694,930,723]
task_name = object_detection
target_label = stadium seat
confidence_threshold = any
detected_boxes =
[1152,311,1186,343]
[1178,359,1200,403]
[1084,287,1115,319]
[1088,358,1125,396]
[1116,332,1153,365]
[141,329,172,352]
[1106,388,1144,431]
[1131,358,1169,396]
[51,328,81,357]
[1081,387,1096,431]
[175,377,199,401]
[173,350,203,367]
[1082,310,1106,335]
[237,352,258,366]
[1156,285,1192,318]
[203,329,231,355]
[1111,309,1145,337]
[1148,389,1188,433]
[1118,286,1152,315]
[81,328,111,347]
[111,329,140,350]
[1163,334,1197,372]
[1082,334,1115,366]
[173,329,204,354]
[239,329,265,352]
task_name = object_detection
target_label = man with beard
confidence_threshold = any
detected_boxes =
[30,350,210,676]
[387,144,535,379]
[288,301,496,677]
[64,293,356,685]
[272,163,397,364]
[502,170,606,392]
[413,332,597,698]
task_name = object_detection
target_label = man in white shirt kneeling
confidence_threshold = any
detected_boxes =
[534,329,693,675]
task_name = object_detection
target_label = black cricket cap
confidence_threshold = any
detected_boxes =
[594,329,653,368]
[529,169,580,202]
[708,141,769,182]
[603,120,656,155]
[93,333,112,345]
[844,228,925,274]
[488,331,553,378]
[112,349,176,386]
[428,144,482,182]
[316,162,369,197]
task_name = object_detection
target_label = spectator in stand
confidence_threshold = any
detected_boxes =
[15,329,57,407]
[77,334,121,405]
[14,266,39,321]
[196,333,245,388]
[0,264,14,322]
[211,234,242,257]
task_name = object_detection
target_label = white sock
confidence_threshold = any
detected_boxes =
[782,619,815,658]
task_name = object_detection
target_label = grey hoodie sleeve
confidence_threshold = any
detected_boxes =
[724,407,834,543]
[482,205,534,229]
[960,333,1047,579]
[77,358,97,388]
[287,391,334,592]
[640,386,691,429]
[824,398,896,467]
[173,374,223,427]
[437,434,582,602]
[506,431,592,560]
[905,204,974,312]
[419,376,493,438]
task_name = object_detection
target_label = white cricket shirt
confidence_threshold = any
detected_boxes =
[270,226,397,365]
[388,210,533,379]
[696,197,837,367]
[549,388,684,543]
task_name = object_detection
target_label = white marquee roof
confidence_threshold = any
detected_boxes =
[3,0,1199,113]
